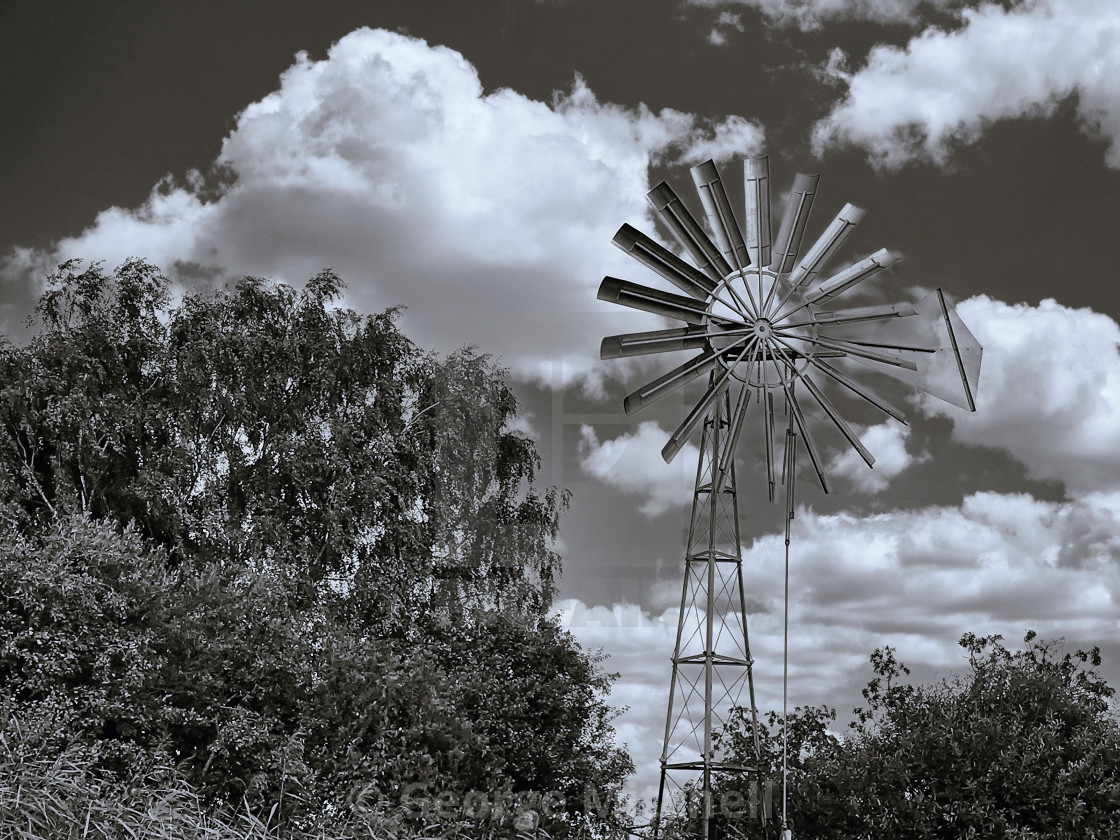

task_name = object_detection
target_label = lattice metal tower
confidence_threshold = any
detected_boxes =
[656,387,762,837]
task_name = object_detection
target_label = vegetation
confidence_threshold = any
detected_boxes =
[4,258,1118,839]
[711,632,1120,839]
[0,259,633,838]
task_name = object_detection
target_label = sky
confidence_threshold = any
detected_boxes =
[4,0,1120,808]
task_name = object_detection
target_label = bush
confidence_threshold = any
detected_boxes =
[715,633,1120,839]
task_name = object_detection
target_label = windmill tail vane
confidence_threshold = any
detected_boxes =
[594,155,981,839]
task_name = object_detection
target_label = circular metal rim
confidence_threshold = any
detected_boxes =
[704,268,818,386]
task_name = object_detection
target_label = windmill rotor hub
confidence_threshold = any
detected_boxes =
[701,274,819,386]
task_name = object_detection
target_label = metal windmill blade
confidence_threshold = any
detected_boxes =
[594,156,982,840]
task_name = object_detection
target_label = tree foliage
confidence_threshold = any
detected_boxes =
[0,259,632,836]
[716,633,1120,839]
[0,259,561,623]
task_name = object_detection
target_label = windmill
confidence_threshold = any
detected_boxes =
[595,156,981,838]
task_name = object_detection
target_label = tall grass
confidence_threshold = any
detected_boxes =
[0,716,551,840]
[0,719,274,839]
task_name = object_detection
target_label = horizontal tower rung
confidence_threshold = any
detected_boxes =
[674,653,754,667]
[695,483,736,495]
[662,761,758,773]
[686,550,741,563]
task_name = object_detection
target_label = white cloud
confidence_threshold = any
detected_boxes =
[922,295,1120,495]
[707,11,744,45]
[785,493,1120,620]
[812,0,1120,168]
[505,411,539,442]
[578,421,699,517]
[828,421,919,493]
[2,27,764,391]
[678,115,767,166]
[691,0,951,31]
[559,488,1120,795]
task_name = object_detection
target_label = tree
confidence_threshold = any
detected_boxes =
[716,633,1120,839]
[0,260,632,836]
[0,259,561,624]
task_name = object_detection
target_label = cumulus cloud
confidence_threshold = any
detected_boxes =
[1,27,764,392]
[578,421,700,517]
[785,493,1120,624]
[812,0,1120,168]
[828,421,920,493]
[922,296,1120,495]
[691,0,951,31]
[557,488,1120,793]
[677,115,765,165]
